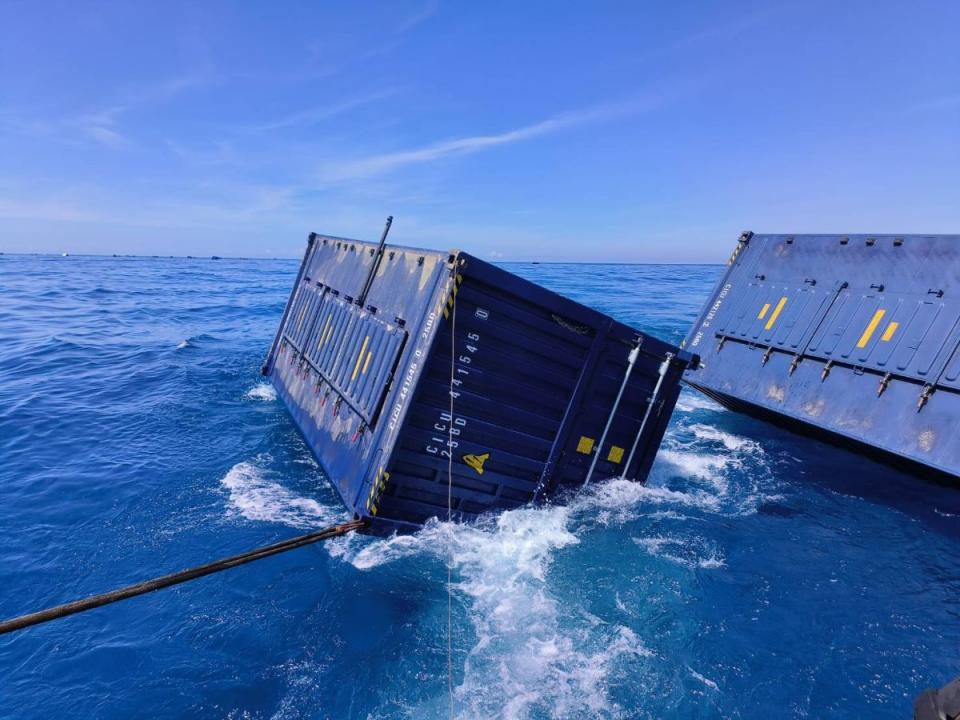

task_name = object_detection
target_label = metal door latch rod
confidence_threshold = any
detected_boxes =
[584,340,643,486]
[622,352,673,480]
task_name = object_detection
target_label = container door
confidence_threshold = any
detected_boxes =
[286,292,407,426]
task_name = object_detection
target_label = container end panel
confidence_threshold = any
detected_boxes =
[266,234,450,519]
[371,256,691,526]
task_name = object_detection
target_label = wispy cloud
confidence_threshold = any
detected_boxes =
[396,0,440,34]
[0,69,213,150]
[316,95,667,182]
[240,89,397,133]
[904,93,960,115]
[74,106,129,148]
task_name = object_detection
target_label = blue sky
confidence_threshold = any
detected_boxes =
[1,1,957,261]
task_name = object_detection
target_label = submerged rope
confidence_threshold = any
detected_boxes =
[0,519,365,636]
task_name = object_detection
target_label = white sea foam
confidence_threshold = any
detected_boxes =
[175,339,190,350]
[657,449,734,495]
[633,535,726,569]
[576,476,722,519]
[220,459,339,528]
[689,667,720,691]
[341,504,653,718]
[245,382,277,401]
[688,423,761,453]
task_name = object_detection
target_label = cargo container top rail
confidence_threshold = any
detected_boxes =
[683,232,960,482]
[263,227,697,534]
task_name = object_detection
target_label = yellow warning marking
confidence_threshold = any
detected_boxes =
[443,307,450,320]
[316,314,332,351]
[463,452,489,475]
[362,350,373,374]
[857,309,886,348]
[576,436,595,454]
[371,505,377,515]
[456,273,463,285]
[757,303,771,320]
[764,297,788,330]
[881,321,899,342]
[607,445,624,464]
[296,307,307,331]
[447,295,454,308]
[352,336,370,381]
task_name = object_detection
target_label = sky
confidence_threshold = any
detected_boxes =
[0,1,958,262]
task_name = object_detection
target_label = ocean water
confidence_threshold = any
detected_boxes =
[1,255,958,720]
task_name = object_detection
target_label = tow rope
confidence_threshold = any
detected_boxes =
[0,519,365,635]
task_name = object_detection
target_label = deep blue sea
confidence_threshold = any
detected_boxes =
[1,255,958,719]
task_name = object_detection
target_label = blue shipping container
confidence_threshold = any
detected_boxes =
[262,232,696,534]
[684,232,960,482]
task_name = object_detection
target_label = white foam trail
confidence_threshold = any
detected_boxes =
[246,382,277,401]
[633,535,726,569]
[689,667,720,691]
[220,459,339,528]
[342,505,652,718]
[175,339,190,350]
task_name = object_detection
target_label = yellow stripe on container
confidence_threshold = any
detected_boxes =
[352,336,370,381]
[316,314,332,351]
[857,309,886,348]
[881,321,899,342]
[757,303,771,320]
[764,297,788,330]
[362,350,373,374]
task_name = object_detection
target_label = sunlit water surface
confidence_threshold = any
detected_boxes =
[1,255,957,719]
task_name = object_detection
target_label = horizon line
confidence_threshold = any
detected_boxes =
[0,251,724,266]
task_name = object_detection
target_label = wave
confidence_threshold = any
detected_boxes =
[246,382,277,401]
[688,423,761,453]
[220,458,340,529]
[174,332,219,351]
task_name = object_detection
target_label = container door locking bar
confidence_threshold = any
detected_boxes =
[584,340,642,486]
[622,352,673,481]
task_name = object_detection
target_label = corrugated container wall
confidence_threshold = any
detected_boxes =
[684,233,960,482]
[263,233,696,534]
